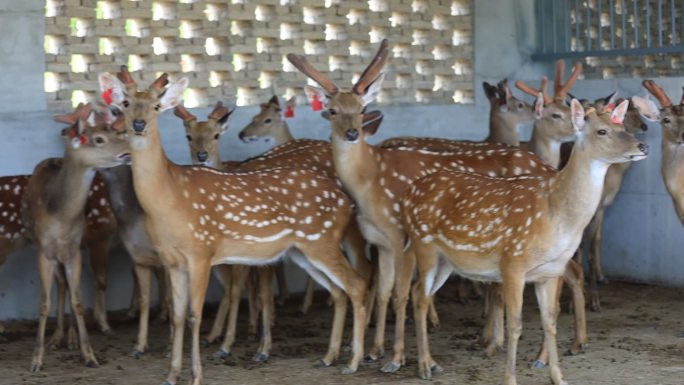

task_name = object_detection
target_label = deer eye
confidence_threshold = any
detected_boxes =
[154,104,161,111]
[264,118,272,124]
[186,135,192,141]
[552,113,561,119]
[597,129,607,136]
[214,133,220,140]
[94,136,105,144]
[663,117,672,124]
[518,103,523,109]
[122,100,130,108]
[328,109,337,116]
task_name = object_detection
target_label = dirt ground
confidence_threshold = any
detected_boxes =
[1,280,683,385]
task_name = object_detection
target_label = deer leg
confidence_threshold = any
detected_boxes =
[254,267,275,362]
[204,265,232,345]
[299,278,315,316]
[381,247,415,373]
[502,272,525,385]
[132,263,152,358]
[88,238,112,335]
[217,265,248,358]
[588,210,605,312]
[564,260,587,356]
[535,278,568,385]
[534,276,564,368]
[481,283,505,358]
[64,251,99,368]
[275,262,289,307]
[457,277,470,304]
[187,261,211,385]
[165,267,189,385]
[428,296,440,331]
[246,267,260,339]
[154,266,170,322]
[127,266,141,320]
[48,266,67,350]
[366,246,396,362]
[31,255,57,372]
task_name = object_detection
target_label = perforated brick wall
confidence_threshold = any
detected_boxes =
[44,0,473,110]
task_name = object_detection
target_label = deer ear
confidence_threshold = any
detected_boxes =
[603,90,618,106]
[482,82,496,99]
[611,99,630,124]
[98,73,126,107]
[304,86,329,106]
[362,110,383,135]
[534,92,544,120]
[286,96,296,108]
[217,108,234,133]
[362,72,385,106]
[631,95,660,122]
[570,99,585,132]
[268,95,280,107]
[159,77,189,111]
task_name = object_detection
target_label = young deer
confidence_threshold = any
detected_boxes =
[483,79,535,146]
[175,102,276,361]
[21,103,131,372]
[288,39,564,373]
[239,95,297,145]
[98,67,368,385]
[637,80,684,223]
[401,99,647,385]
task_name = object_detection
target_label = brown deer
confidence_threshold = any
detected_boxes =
[637,80,684,223]
[287,39,568,373]
[483,79,535,146]
[21,103,131,372]
[175,102,276,361]
[239,95,297,145]
[98,67,368,385]
[402,98,647,384]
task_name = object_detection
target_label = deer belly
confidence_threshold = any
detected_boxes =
[443,251,502,282]
[525,258,568,281]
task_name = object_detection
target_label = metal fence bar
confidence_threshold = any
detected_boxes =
[634,0,639,49]
[610,0,615,49]
[646,0,651,48]
[657,0,662,46]
[598,0,602,49]
[671,0,675,44]
[540,0,546,54]
[552,0,557,52]
[586,0,591,51]
[564,0,570,50]
[622,0,627,48]
[575,0,580,50]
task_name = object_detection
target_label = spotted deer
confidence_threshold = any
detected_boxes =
[175,102,276,361]
[239,95,297,145]
[98,67,368,385]
[287,39,566,373]
[483,79,535,146]
[402,98,647,385]
[637,80,684,223]
[21,103,131,372]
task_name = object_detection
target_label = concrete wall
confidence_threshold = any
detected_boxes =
[0,0,681,320]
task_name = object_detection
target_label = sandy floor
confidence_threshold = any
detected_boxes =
[1,280,683,385]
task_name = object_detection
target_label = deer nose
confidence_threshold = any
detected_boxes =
[196,151,208,162]
[238,131,246,141]
[638,143,649,155]
[640,123,648,131]
[345,128,359,142]
[133,119,146,132]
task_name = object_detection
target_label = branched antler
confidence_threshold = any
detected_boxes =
[116,65,138,94]
[53,103,93,125]
[515,76,552,105]
[174,104,198,123]
[642,80,672,107]
[553,60,582,102]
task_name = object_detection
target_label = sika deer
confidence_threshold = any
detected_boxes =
[175,102,275,361]
[637,80,684,223]
[483,79,534,146]
[21,103,131,371]
[288,39,564,373]
[401,99,647,385]
[98,67,368,385]
[239,95,297,145]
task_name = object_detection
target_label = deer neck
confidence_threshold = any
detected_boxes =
[207,151,223,171]
[128,122,176,215]
[529,121,562,167]
[331,136,381,209]
[548,142,609,232]
[661,139,684,196]
[98,165,143,222]
[46,153,96,221]
[487,110,520,146]
[273,122,294,146]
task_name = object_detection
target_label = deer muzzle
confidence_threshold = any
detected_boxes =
[196,151,208,163]
[345,128,359,142]
[133,119,146,133]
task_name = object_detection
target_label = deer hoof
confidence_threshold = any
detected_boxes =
[200,338,212,348]
[597,277,609,285]
[253,353,269,362]
[102,328,115,336]
[417,368,432,381]
[30,363,42,373]
[316,359,332,368]
[431,363,443,374]
[214,349,230,359]
[341,366,357,375]
[532,360,546,369]
[131,350,144,359]
[380,361,401,373]
[86,360,99,368]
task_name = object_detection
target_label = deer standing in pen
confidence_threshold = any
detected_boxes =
[287,39,574,374]
[175,102,276,361]
[21,103,131,372]
[98,67,368,385]
[402,98,647,385]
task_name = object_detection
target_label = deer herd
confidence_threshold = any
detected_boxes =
[1,38,682,385]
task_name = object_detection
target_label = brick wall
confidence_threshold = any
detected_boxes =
[44,0,474,110]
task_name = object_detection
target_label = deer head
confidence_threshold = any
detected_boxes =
[288,39,388,143]
[174,102,233,167]
[636,80,684,145]
[97,65,188,149]
[569,91,648,136]
[55,103,131,168]
[483,79,533,116]
[516,60,583,141]
[571,98,648,163]
[239,95,296,144]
